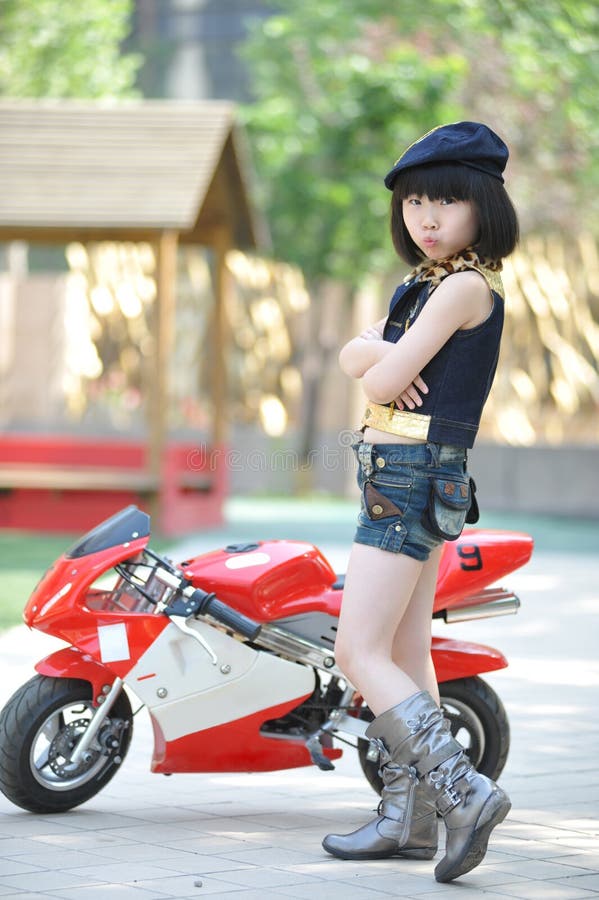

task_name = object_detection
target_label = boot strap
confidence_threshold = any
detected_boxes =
[367,697,444,748]
[379,798,407,821]
[415,742,462,777]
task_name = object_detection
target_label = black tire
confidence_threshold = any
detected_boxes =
[358,675,510,796]
[0,675,133,813]
[439,676,510,781]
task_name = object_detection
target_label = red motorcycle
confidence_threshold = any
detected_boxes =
[0,505,532,813]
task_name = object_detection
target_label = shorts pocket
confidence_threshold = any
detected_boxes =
[360,476,412,522]
[363,482,404,520]
[421,476,471,541]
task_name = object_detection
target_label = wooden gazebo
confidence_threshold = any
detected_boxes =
[0,100,268,534]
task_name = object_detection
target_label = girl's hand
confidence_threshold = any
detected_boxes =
[359,317,386,341]
[359,325,384,341]
[393,374,429,410]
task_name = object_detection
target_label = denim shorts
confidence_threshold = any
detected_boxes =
[353,440,470,562]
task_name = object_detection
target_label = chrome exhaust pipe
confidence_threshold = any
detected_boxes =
[442,588,520,624]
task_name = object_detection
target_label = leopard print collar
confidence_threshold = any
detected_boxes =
[406,248,504,299]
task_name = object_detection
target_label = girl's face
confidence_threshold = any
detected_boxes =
[402,195,479,260]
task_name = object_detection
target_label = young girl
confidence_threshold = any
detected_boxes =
[322,122,519,883]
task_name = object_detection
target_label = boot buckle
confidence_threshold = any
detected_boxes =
[429,765,451,789]
[436,785,462,814]
[408,764,419,783]
[366,741,380,762]
[368,737,390,764]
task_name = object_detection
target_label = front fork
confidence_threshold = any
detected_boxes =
[69,677,125,765]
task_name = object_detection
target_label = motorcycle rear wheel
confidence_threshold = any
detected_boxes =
[0,675,133,813]
[358,675,509,796]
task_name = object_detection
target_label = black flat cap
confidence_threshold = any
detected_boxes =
[384,121,509,190]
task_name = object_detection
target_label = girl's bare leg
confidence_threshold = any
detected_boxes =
[334,542,425,716]
[391,544,443,704]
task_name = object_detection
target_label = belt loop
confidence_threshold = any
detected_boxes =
[426,441,440,468]
[358,442,374,476]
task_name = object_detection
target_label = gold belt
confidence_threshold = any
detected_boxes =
[361,401,431,440]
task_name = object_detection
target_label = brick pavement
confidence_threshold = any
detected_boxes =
[0,534,598,898]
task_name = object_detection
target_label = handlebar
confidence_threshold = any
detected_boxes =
[154,567,261,641]
[194,591,262,641]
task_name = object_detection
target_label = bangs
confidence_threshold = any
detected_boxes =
[393,162,478,201]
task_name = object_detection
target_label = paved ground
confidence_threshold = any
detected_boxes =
[0,504,598,898]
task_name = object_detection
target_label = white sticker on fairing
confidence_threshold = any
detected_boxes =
[98,623,130,662]
[224,552,270,570]
[39,582,72,618]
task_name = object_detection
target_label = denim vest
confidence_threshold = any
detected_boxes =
[380,275,504,448]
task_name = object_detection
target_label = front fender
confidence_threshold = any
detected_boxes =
[35,647,114,706]
[432,636,507,683]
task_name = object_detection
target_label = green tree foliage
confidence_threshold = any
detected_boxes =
[242,3,465,287]
[443,0,599,233]
[0,0,140,98]
[243,0,599,280]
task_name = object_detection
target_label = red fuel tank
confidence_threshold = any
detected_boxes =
[180,540,338,622]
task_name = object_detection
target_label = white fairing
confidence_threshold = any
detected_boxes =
[125,619,315,742]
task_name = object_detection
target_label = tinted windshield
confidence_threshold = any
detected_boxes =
[66,506,151,559]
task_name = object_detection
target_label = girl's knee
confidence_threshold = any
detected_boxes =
[335,634,397,690]
[334,635,357,682]
[334,633,371,685]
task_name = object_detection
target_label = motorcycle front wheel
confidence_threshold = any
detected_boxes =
[358,675,510,796]
[0,675,133,813]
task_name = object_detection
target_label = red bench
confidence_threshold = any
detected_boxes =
[0,435,226,535]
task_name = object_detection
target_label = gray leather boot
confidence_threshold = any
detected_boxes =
[386,691,511,883]
[322,710,438,860]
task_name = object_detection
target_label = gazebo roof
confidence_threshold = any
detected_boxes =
[0,99,268,247]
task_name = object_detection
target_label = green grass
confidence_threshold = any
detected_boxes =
[0,532,80,631]
[0,529,176,632]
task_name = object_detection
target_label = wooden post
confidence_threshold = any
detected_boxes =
[211,225,231,447]
[148,230,179,519]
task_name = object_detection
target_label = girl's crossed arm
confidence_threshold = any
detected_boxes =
[361,271,492,406]
[338,317,389,378]
[339,318,429,410]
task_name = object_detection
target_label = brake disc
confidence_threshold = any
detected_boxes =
[48,719,99,778]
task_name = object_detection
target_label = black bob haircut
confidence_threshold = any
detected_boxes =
[390,162,519,266]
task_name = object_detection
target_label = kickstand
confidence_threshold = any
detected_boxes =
[305,733,335,771]
[304,684,360,770]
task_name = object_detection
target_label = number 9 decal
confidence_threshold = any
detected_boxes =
[457,544,483,571]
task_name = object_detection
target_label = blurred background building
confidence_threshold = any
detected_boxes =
[129,0,270,102]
